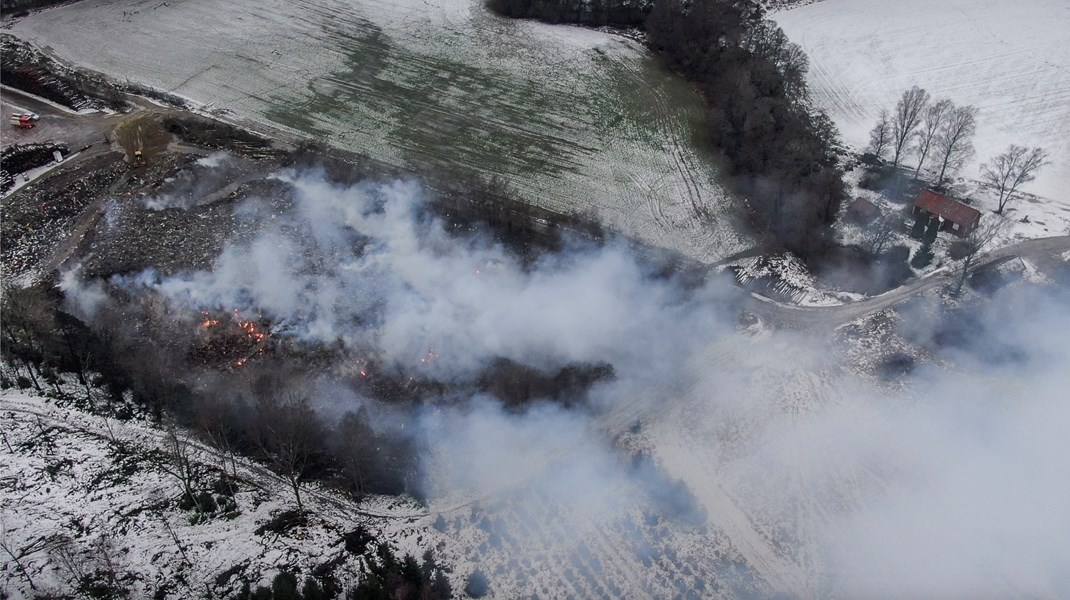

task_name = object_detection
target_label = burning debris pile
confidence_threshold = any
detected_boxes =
[188,310,273,369]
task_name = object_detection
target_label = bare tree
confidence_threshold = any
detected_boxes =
[933,105,978,187]
[0,517,63,591]
[47,531,126,592]
[85,532,124,592]
[337,407,377,496]
[863,212,902,256]
[891,86,930,169]
[57,314,97,403]
[49,534,89,584]
[951,215,1008,296]
[159,423,202,510]
[981,145,1049,214]
[0,286,53,393]
[195,399,239,486]
[253,393,322,512]
[912,98,952,179]
[158,513,191,569]
[867,109,891,159]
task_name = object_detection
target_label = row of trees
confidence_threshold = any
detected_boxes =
[867,86,978,187]
[156,385,417,518]
[0,285,417,515]
[487,0,649,26]
[867,86,1049,212]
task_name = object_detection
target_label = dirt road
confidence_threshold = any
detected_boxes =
[1,85,118,151]
[745,235,1070,328]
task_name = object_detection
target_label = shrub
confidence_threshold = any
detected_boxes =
[911,246,934,269]
[254,510,306,536]
[343,526,375,555]
[465,570,490,598]
[271,571,300,600]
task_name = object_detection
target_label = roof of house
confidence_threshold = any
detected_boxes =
[914,189,981,225]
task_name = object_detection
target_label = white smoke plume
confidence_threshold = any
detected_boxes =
[58,263,109,321]
[66,170,1070,598]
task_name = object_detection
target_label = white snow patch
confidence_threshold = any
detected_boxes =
[0,385,446,599]
[1,150,81,199]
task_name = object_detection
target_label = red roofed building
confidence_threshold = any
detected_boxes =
[912,189,981,238]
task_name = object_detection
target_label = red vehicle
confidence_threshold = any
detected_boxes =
[9,112,40,128]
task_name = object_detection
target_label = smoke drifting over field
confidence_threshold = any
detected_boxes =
[64,171,1070,598]
[825,288,1070,598]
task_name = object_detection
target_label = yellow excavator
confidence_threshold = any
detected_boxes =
[130,124,146,167]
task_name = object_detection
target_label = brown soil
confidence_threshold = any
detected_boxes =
[112,113,174,166]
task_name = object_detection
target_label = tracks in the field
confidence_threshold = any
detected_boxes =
[603,49,734,259]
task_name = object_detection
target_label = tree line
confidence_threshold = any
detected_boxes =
[867,85,1048,212]
[646,0,845,260]
[487,0,847,261]
[1,273,616,516]
[488,0,649,26]
[0,284,417,509]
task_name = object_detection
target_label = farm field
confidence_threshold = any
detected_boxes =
[773,0,1070,204]
[5,0,750,263]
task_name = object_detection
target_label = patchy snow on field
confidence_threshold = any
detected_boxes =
[0,386,441,598]
[5,0,751,263]
[774,0,1070,204]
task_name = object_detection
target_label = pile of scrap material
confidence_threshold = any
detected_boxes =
[0,141,67,183]
[1,153,124,280]
[1,142,68,192]
[0,34,104,111]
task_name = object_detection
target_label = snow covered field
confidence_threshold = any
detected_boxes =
[5,0,750,263]
[774,0,1070,204]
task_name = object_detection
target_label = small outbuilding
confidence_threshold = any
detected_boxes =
[846,197,882,226]
[912,189,981,238]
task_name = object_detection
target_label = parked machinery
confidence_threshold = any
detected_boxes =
[9,112,40,128]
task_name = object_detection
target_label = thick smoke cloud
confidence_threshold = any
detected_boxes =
[135,172,733,382]
[419,398,629,521]
[818,287,1070,598]
[66,170,1070,598]
[58,263,108,321]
